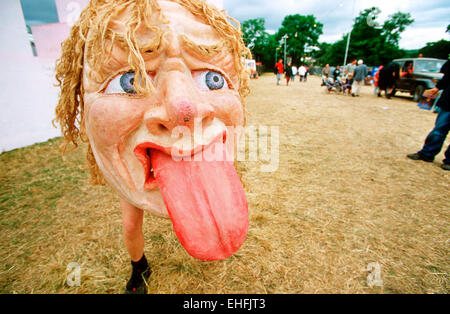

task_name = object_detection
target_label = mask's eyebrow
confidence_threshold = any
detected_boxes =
[111,29,165,57]
[178,34,230,60]
[87,29,165,85]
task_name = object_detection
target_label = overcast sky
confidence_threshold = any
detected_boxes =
[19,0,450,50]
[224,0,450,50]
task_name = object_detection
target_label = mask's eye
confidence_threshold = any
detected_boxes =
[193,70,229,91]
[104,71,136,94]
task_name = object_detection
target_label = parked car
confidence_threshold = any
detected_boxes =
[392,58,445,101]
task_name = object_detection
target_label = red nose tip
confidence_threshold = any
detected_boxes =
[173,99,196,125]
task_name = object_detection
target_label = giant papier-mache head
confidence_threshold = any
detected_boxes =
[54,0,251,261]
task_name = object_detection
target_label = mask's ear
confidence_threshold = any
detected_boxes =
[54,21,105,185]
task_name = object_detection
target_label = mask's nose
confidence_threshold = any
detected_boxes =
[171,98,214,129]
[143,71,214,136]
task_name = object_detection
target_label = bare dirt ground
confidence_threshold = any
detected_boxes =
[0,74,448,293]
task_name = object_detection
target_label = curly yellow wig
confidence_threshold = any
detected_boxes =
[54,0,251,185]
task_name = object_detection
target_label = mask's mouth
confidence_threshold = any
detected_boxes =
[133,132,228,192]
[132,131,247,261]
[133,146,157,191]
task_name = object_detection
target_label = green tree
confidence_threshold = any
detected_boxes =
[419,40,450,60]
[317,7,413,66]
[242,18,266,53]
[313,42,332,61]
[276,14,323,64]
[382,12,414,46]
[241,18,278,69]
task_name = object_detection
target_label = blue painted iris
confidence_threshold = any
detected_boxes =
[119,71,136,94]
[205,71,225,90]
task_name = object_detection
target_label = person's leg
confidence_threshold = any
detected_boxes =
[121,199,145,261]
[417,110,450,160]
[356,80,362,96]
[276,73,281,85]
[351,81,357,96]
[120,199,150,294]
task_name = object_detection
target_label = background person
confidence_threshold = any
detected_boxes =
[342,77,352,95]
[298,64,307,82]
[345,59,357,93]
[321,64,330,86]
[291,64,298,82]
[285,61,293,86]
[401,61,414,77]
[373,65,383,95]
[333,65,341,82]
[378,62,400,99]
[275,58,284,85]
[351,59,368,97]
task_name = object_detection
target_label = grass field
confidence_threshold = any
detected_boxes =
[0,74,448,293]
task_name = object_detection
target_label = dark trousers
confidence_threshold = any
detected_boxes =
[418,109,450,164]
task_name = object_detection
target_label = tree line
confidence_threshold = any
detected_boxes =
[241,7,450,70]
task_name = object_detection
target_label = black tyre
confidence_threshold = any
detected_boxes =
[413,85,424,102]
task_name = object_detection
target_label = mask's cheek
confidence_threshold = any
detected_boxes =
[205,92,244,127]
[85,96,145,148]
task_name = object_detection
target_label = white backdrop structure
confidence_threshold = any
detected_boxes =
[0,0,222,153]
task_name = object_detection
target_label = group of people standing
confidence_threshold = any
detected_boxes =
[321,59,369,97]
[274,58,309,86]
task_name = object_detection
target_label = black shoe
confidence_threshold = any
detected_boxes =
[442,164,450,171]
[407,153,433,162]
[125,267,151,294]
[352,93,355,97]
[125,255,152,294]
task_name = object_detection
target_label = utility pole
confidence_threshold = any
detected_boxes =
[343,0,356,67]
[282,34,288,66]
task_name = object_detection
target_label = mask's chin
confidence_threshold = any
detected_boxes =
[99,159,170,217]
[126,188,169,218]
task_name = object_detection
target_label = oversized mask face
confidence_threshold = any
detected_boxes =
[82,0,248,261]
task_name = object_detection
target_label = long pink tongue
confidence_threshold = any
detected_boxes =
[151,144,248,261]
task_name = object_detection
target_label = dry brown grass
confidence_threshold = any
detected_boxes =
[1,74,448,294]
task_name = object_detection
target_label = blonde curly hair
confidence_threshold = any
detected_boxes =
[54,0,251,185]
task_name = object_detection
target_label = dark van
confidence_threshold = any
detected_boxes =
[392,58,445,101]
